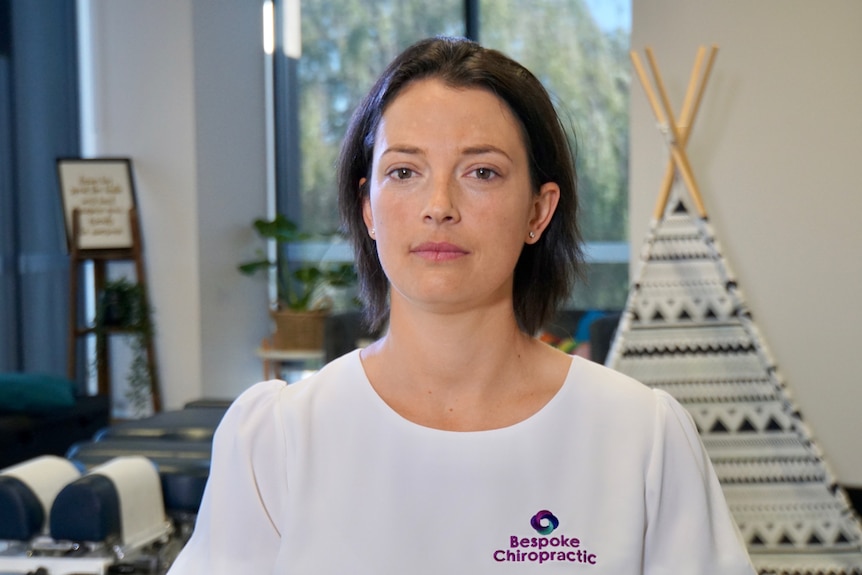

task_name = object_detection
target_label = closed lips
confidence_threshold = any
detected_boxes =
[411,242,469,261]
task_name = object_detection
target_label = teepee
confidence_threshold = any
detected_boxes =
[606,45,862,575]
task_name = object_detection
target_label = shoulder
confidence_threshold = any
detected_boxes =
[217,350,365,434]
[238,348,362,401]
[562,359,717,481]
[560,357,701,446]
[562,356,705,441]
[566,355,662,413]
[210,379,288,452]
[280,349,365,409]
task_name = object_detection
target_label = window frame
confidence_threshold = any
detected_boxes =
[267,0,630,311]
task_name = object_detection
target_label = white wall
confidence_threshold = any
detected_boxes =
[630,0,862,484]
[79,0,269,409]
[190,0,271,401]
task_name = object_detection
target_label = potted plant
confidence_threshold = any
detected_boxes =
[94,277,155,416]
[238,214,357,350]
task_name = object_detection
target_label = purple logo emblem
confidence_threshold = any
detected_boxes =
[530,510,559,535]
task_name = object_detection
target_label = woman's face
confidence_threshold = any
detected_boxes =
[362,78,558,317]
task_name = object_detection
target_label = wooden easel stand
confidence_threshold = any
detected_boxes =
[67,208,162,413]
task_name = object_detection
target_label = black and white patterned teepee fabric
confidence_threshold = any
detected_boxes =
[606,187,862,575]
[612,45,862,575]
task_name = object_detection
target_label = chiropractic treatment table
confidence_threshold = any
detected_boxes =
[0,401,229,575]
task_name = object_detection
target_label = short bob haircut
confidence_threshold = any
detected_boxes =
[337,36,583,335]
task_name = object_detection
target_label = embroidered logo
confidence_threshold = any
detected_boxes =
[530,510,559,535]
[492,510,598,566]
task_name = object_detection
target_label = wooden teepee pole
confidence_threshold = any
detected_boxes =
[657,46,718,214]
[630,45,718,220]
[645,47,707,218]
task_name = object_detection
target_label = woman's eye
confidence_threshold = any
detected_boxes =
[388,167,414,180]
[472,167,498,180]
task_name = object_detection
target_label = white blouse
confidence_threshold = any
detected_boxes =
[168,350,755,574]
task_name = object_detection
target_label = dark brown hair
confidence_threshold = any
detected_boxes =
[338,36,583,335]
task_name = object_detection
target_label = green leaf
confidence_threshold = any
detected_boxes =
[238,259,273,275]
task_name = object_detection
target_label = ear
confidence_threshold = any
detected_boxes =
[360,178,374,234]
[526,182,560,244]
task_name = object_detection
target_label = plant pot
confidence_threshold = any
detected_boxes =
[270,309,328,350]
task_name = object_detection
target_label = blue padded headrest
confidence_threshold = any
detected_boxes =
[160,468,209,513]
[0,475,43,540]
[50,474,120,542]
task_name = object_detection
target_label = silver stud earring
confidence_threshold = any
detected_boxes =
[529,231,536,239]
[370,228,376,237]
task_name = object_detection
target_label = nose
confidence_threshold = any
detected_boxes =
[421,175,460,224]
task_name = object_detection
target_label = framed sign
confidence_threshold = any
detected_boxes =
[57,157,137,251]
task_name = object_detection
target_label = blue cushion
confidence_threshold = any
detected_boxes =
[51,474,121,542]
[0,475,44,540]
[0,373,77,412]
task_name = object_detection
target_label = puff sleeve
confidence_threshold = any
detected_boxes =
[643,389,756,574]
[167,380,288,574]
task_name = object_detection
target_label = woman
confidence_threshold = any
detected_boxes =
[168,36,755,574]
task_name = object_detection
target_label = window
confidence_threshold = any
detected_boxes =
[269,0,630,311]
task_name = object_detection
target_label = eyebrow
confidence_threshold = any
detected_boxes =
[380,145,423,157]
[380,144,513,161]
[460,145,512,162]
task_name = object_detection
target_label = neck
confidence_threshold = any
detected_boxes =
[359,297,570,431]
[377,298,530,388]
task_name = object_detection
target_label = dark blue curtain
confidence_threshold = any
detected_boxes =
[0,0,79,377]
